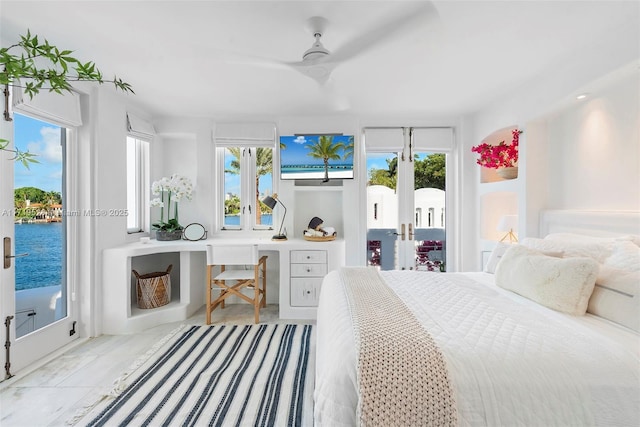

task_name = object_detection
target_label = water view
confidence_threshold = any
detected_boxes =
[15,223,62,291]
[225,214,272,226]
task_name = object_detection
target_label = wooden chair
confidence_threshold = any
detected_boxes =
[205,244,267,324]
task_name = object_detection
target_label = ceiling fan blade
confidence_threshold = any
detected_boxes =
[210,48,293,70]
[330,2,440,64]
[291,60,336,85]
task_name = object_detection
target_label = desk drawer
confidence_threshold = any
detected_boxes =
[290,263,327,277]
[291,278,322,306]
[290,250,327,264]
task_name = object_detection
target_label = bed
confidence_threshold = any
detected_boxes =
[314,211,640,426]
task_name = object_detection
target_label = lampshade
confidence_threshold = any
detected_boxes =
[262,195,277,210]
[497,215,518,242]
[261,193,287,241]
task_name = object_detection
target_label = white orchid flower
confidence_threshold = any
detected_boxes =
[150,198,163,207]
[151,181,162,195]
[150,175,194,231]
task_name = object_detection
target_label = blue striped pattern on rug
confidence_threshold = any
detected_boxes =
[81,324,314,427]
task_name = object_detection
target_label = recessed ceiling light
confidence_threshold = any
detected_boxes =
[576,93,589,100]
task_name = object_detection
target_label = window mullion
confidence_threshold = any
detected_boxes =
[243,147,257,229]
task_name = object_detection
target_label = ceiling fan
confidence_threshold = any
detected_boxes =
[292,16,335,85]
[233,2,439,86]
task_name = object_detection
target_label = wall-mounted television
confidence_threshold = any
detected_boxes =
[280,134,354,181]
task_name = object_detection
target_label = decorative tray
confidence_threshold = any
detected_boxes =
[303,235,336,242]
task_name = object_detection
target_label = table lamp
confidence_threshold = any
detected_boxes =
[497,214,518,243]
[262,193,287,241]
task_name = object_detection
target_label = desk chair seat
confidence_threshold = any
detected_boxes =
[206,244,267,324]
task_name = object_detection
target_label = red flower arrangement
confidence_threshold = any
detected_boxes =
[472,129,522,169]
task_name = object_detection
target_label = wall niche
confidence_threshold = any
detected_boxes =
[477,125,520,183]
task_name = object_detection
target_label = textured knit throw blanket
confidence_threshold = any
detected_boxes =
[340,267,457,426]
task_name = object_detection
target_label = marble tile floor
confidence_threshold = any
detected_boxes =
[0,304,310,427]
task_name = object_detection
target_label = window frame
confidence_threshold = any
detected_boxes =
[216,145,275,233]
[126,135,150,234]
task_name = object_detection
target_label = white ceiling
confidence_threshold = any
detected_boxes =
[1,1,638,120]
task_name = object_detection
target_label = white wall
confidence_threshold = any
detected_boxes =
[459,12,639,271]
[546,72,639,211]
[464,63,639,271]
[153,118,213,234]
[90,87,128,336]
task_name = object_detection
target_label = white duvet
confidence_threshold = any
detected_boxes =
[314,270,640,427]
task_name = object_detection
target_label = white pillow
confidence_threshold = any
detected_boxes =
[484,242,512,274]
[485,242,562,274]
[521,237,612,263]
[602,240,640,272]
[588,268,640,332]
[495,245,599,315]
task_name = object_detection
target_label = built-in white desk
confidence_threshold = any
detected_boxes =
[102,237,345,334]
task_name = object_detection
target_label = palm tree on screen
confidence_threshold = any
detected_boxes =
[306,135,345,182]
[343,135,354,161]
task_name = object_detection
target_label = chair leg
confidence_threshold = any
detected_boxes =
[254,283,260,324]
[221,280,225,309]
[220,266,226,309]
[262,261,267,308]
[206,266,212,325]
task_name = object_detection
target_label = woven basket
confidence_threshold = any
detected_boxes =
[303,235,336,242]
[132,264,172,309]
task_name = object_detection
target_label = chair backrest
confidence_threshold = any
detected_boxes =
[206,244,259,266]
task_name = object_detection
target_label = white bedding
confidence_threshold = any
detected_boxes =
[314,270,640,426]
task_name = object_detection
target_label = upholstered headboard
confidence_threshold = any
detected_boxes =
[540,210,640,238]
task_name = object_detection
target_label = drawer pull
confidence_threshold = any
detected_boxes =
[306,268,311,272]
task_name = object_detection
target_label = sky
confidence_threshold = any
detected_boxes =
[366,152,395,172]
[280,134,354,166]
[224,150,272,198]
[13,113,63,193]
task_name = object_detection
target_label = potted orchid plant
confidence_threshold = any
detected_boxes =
[150,174,193,240]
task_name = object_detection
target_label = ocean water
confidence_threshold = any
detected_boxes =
[14,223,62,291]
[224,214,272,226]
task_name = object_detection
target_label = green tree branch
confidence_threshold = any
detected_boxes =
[1,29,134,168]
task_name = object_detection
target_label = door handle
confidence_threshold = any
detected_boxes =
[408,223,414,240]
[3,237,28,269]
[389,226,406,240]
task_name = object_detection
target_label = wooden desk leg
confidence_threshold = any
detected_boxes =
[262,261,267,308]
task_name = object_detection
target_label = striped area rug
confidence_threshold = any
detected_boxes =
[74,324,315,427]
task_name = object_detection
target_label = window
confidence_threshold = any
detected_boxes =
[126,136,149,233]
[214,122,276,232]
[220,147,274,231]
